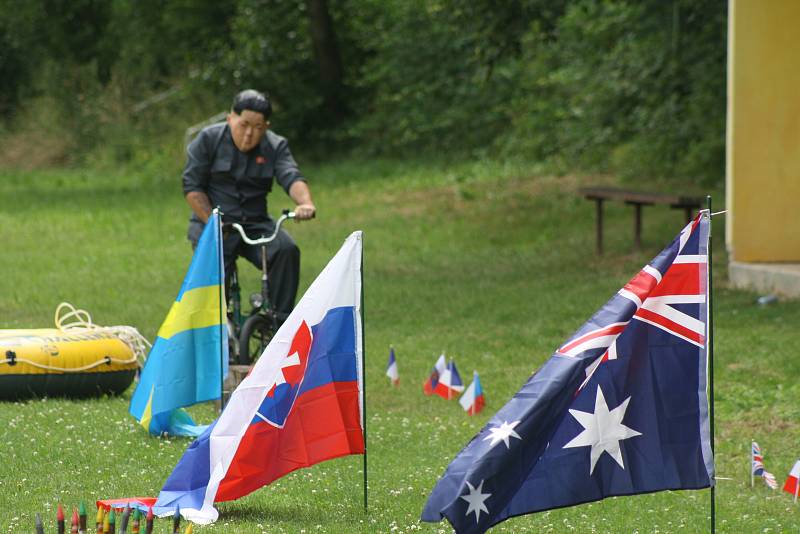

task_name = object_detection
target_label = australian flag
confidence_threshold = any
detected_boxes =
[422,213,714,533]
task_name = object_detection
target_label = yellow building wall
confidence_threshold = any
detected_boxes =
[726,0,800,262]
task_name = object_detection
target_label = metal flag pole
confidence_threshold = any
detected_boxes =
[215,209,226,413]
[707,196,716,533]
[750,440,754,488]
[360,233,368,512]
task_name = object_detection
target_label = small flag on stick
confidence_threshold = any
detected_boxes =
[423,354,446,395]
[434,358,464,400]
[783,460,800,503]
[459,371,485,415]
[386,346,399,386]
[751,441,777,489]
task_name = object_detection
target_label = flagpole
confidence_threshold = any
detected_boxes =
[447,360,452,400]
[750,440,754,488]
[707,196,716,533]
[215,209,226,414]
[360,234,368,512]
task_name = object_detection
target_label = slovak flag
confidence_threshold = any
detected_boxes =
[423,213,714,533]
[434,359,464,400]
[423,354,447,395]
[152,232,364,524]
[783,460,800,501]
[386,346,399,386]
[459,371,485,415]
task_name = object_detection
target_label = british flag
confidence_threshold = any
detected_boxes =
[423,213,715,534]
[559,215,707,391]
[752,441,778,489]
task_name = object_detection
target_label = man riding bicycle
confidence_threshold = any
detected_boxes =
[183,89,316,319]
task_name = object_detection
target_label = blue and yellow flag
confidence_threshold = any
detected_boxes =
[129,211,227,436]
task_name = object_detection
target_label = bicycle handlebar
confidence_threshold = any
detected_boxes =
[224,210,296,245]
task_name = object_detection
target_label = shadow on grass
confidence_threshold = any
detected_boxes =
[218,501,332,523]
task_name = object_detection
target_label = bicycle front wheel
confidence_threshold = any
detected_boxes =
[238,314,275,365]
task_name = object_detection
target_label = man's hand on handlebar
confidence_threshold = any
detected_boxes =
[293,203,316,220]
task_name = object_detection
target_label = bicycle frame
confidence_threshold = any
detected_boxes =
[228,209,295,310]
[224,210,296,364]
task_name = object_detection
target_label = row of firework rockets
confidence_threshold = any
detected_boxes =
[385,347,485,415]
[31,501,192,534]
[752,441,800,501]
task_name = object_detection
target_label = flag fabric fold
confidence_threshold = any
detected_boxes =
[386,346,399,386]
[434,359,464,400]
[459,371,485,415]
[422,213,714,533]
[423,354,447,395]
[129,211,227,437]
[152,231,364,524]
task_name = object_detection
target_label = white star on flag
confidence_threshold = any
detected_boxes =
[563,385,642,475]
[460,479,491,523]
[483,420,521,448]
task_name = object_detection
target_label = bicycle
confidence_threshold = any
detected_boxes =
[223,209,297,365]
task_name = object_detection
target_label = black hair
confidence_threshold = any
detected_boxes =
[232,89,272,119]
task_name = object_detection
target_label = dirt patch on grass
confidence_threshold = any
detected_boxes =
[376,173,613,218]
[0,131,71,170]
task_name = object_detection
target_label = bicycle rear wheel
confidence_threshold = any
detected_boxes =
[238,314,275,365]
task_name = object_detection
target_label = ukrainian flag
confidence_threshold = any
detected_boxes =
[129,211,227,436]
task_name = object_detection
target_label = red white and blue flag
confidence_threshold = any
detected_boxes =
[386,346,399,386]
[459,371,485,415]
[423,213,714,533]
[783,460,800,501]
[152,232,364,524]
[752,441,778,489]
[423,354,447,395]
[435,359,465,400]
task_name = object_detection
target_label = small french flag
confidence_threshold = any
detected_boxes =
[423,354,446,395]
[783,460,800,502]
[433,359,464,400]
[459,371,485,415]
[386,346,399,386]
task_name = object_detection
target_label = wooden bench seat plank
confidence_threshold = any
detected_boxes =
[579,187,702,254]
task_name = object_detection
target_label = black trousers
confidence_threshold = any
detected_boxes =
[188,220,300,317]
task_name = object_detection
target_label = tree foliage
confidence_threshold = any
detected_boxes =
[0,0,726,182]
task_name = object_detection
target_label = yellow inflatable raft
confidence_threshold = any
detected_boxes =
[0,304,145,400]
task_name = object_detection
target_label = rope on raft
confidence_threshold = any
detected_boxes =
[54,302,151,367]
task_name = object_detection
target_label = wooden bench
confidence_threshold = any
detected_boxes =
[579,187,703,254]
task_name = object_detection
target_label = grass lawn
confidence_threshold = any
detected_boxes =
[0,158,798,532]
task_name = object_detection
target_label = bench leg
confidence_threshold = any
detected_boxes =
[594,198,604,255]
[634,203,642,250]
